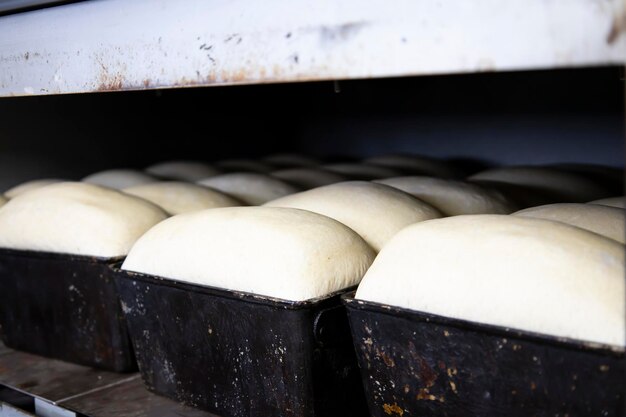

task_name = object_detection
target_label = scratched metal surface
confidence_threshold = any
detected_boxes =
[0,0,624,96]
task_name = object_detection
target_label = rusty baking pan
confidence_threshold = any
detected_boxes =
[343,294,625,417]
[0,248,135,372]
[113,267,367,417]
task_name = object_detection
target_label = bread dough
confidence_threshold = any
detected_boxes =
[589,196,624,209]
[356,215,625,347]
[323,163,401,180]
[0,182,168,257]
[375,176,517,215]
[264,181,441,251]
[146,161,220,181]
[262,154,319,167]
[514,203,625,244]
[0,195,6,207]
[122,207,375,301]
[214,159,273,174]
[272,168,347,189]
[468,166,611,203]
[83,169,158,189]
[123,181,242,215]
[364,155,456,178]
[197,173,299,205]
[5,179,63,198]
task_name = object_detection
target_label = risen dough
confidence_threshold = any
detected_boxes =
[375,176,517,215]
[83,169,158,189]
[272,168,347,189]
[469,166,610,203]
[123,181,241,215]
[0,182,168,258]
[0,195,6,207]
[197,173,299,205]
[356,215,625,347]
[5,179,63,198]
[122,207,375,301]
[146,161,220,181]
[323,163,400,180]
[264,181,441,252]
[364,155,456,178]
[514,203,625,244]
[589,196,624,209]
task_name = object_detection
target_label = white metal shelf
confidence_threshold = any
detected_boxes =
[0,0,624,97]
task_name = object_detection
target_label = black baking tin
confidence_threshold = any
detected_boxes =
[343,294,625,417]
[0,248,136,372]
[113,267,367,417]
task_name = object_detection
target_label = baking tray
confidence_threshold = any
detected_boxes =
[343,294,625,417]
[113,267,367,417]
[0,248,135,372]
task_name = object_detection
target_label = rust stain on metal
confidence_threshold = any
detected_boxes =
[416,388,444,402]
[378,349,395,368]
[382,402,404,416]
[96,61,125,91]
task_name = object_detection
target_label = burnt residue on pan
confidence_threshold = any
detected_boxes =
[343,295,625,417]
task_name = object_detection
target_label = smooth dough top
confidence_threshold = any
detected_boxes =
[123,181,242,215]
[364,155,457,178]
[264,181,442,252]
[83,169,158,190]
[589,196,625,209]
[375,176,517,216]
[272,168,347,189]
[323,163,401,180]
[514,203,625,244]
[0,182,168,258]
[122,207,376,301]
[197,173,299,205]
[469,166,610,203]
[146,161,220,181]
[5,179,63,198]
[356,215,625,348]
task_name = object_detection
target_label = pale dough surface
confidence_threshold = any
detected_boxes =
[589,196,625,209]
[123,181,241,215]
[356,215,625,347]
[0,195,6,207]
[323,163,401,180]
[0,182,168,257]
[122,207,375,301]
[146,161,220,181]
[83,169,158,189]
[375,176,517,215]
[197,173,299,205]
[514,203,625,244]
[264,181,442,252]
[272,168,347,189]
[5,179,63,198]
[364,155,456,178]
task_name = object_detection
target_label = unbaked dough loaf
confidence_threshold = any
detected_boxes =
[5,179,63,198]
[83,169,158,190]
[323,163,401,180]
[262,154,319,168]
[589,196,625,209]
[514,203,625,244]
[0,195,7,207]
[356,215,625,347]
[469,166,611,203]
[364,155,457,178]
[264,181,441,251]
[123,181,242,215]
[272,168,347,189]
[0,182,168,258]
[122,207,375,301]
[146,161,220,181]
[215,159,273,174]
[375,176,517,215]
[197,173,299,205]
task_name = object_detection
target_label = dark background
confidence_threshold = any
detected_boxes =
[0,65,623,190]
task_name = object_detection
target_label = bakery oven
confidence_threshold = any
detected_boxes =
[0,1,624,416]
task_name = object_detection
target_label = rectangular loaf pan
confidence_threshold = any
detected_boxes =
[113,267,367,417]
[0,248,136,372]
[343,293,625,417]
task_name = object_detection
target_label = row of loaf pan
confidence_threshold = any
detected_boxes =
[0,248,623,417]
